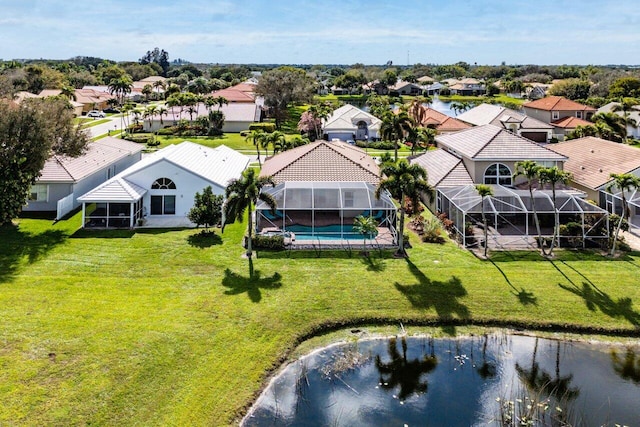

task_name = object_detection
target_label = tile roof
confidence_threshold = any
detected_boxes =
[210,87,256,103]
[410,149,473,187]
[323,104,382,131]
[524,96,596,112]
[259,140,380,184]
[38,137,144,183]
[551,116,593,129]
[417,75,434,83]
[551,136,640,189]
[457,103,552,129]
[152,102,260,122]
[435,124,567,161]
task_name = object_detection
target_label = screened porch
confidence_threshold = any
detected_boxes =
[255,181,397,245]
[438,185,609,249]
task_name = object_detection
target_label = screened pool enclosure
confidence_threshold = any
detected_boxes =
[438,185,609,249]
[256,182,397,245]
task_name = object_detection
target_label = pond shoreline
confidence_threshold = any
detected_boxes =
[237,320,640,424]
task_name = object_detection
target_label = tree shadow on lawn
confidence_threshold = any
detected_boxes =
[394,259,470,335]
[71,227,193,239]
[489,259,537,306]
[361,255,387,272]
[221,258,282,303]
[558,281,640,327]
[187,231,222,249]
[0,224,67,283]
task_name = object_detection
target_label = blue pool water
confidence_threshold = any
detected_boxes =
[286,224,377,241]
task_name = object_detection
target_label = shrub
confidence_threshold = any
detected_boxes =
[252,234,285,250]
[420,216,446,244]
[240,130,249,137]
[439,88,451,96]
[355,140,396,150]
[156,127,176,135]
[437,212,454,233]
[249,123,276,133]
[124,134,153,144]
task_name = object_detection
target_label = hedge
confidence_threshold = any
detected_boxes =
[249,123,276,133]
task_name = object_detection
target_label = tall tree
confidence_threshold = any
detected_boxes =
[475,184,494,258]
[0,98,89,225]
[254,66,316,129]
[245,130,266,166]
[514,160,545,254]
[591,112,628,143]
[538,166,572,255]
[107,75,133,106]
[381,111,413,161]
[610,98,640,143]
[606,173,640,256]
[376,160,434,257]
[222,169,277,258]
[353,214,378,256]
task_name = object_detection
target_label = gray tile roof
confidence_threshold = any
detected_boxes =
[39,137,144,183]
[457,103,552,130]
[410,149,473,187]
[435,124,566,162]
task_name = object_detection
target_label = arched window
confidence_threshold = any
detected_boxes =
[151,178,176,190]
[484,163,512,186]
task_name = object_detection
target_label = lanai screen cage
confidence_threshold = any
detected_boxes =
[603,187,640,231]
[256,181,397,242]
[438,185,609,249]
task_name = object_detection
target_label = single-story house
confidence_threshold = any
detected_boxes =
[23,137,144,219]
[257,140,397,245]
[457,103,554,142]
[417,75,435,84]
[78,142,249,228]
[449,78,486,96]
[144,102,262,133]
[323,104,382,142]
[423,82,444,96]
[552,136,640,232]
[76,87,116,112]
[391,81,422,96]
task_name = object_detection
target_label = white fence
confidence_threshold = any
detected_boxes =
[56,194,75,220]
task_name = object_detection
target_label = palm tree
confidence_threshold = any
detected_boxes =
[376,160,434,257]
[610,98,640,143]
[380,111,413,162]
[476,184,494,258]
[591,112,628,143]
[606,173,640,256]
[142,84,153,102]
[213,96,229,110]
[263,131,286,157]
[222,169,277,259]
[514,160,545,254]
[156,106,168,127]
[245,130,266,166]
[166,94,181,124]
[152,80,166,99]
[353,214,378,256]
[143,105,157,131]
[60,85,76,101]
[538,167,572,255]
[107,76,133,106]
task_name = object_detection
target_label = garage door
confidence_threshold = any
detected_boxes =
[521,132,547,142]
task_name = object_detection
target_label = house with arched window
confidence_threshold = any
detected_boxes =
[77,142,249,228]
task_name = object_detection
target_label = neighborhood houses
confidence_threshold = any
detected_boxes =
[3,49,640,426]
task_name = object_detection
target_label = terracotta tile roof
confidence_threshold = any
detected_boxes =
[410,149,473,187]
[524,96,596,112]
[409,108,471,132]
[417,75,434,83]
[551,116,593,129]
[259,140,380,184]
[39,137,143,183]
[551,136,640,189]
[210,87,255,103]
[437,116,472,132]
[435,124,566,161]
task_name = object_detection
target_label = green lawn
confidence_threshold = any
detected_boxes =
[1,214,639,425]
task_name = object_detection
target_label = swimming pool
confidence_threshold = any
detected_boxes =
[286,224,377,240]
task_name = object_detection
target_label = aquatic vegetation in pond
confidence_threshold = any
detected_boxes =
[243,333,640,426]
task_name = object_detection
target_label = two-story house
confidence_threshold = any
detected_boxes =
[523,96,595,141]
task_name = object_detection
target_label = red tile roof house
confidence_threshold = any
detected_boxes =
[552,136,640,233]
[143,102,262,133]
[256,140,398,247]
[523,96,596,141]
[417,108,471,134]
[22,137,144,220]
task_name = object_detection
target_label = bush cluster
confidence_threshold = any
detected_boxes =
[249,123,276,133]
[252,234,285,250]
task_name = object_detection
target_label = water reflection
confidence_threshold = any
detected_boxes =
[244,333,640,426]
[374,336,437,400]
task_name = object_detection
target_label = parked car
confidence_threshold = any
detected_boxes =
[87,110,106,118]
[102,108,120,114]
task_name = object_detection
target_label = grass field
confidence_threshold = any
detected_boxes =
[1,213,639,425]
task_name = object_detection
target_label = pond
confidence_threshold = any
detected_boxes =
[243,333,640,426]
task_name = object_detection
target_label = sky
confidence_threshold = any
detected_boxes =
[2,0,640,66]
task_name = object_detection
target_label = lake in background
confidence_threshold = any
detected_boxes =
[243,333,640,426]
